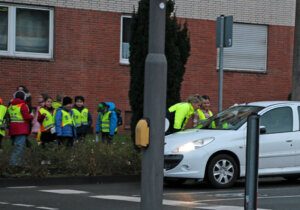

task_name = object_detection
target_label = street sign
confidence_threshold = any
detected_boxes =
[216,15,233,48]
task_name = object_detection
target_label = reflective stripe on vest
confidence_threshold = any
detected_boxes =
[0,105,7,136]
[8,103,27,123]
[100,111,117,133]
[39,108,55,131]
[72,108,89,127]
[61,110,73,127]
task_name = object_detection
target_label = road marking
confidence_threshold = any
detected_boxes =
[8,186,37,189]
[0,201,9,204]
[162,190,244,196]
[39,189,89,194]
[89,195,259,209]
[36,207,59,210]
[12,203,35,207]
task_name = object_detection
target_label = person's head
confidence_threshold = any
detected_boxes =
[187,94,203,110]
[62,96,73,111]
[75,96,84,107]
[14,91,26,101]
[38,93,48,103]
[56,93,65,102]
[201,95,211,111]
[44,96,53,108]
[17,85,29,93]
[97,102,107,113]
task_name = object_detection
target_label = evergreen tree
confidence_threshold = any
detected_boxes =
[129,0,190,142]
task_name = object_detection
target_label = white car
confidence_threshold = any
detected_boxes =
[164,101,300,188]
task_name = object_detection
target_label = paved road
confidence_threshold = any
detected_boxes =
[0,177,300,209]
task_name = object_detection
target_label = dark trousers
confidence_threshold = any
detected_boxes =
[76,133,87,142]
[0,134,2,149]
[41,132,56,147]
[102,132,112,144]
[58,137,74,147]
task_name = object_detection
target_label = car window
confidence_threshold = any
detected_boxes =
[195,105,264,130]
[260,107,293,134]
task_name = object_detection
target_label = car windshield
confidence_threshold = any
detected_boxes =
[195,105,264,130]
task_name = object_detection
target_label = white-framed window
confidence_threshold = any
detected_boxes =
[0,4,53,59]
[120,15,132,64]
[217,23,268,72]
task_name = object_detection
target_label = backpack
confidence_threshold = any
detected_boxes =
[114,108,123,126]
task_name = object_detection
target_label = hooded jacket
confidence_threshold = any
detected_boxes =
[55,107,76,137]
[96,102,118,135]
[8,98,33,135]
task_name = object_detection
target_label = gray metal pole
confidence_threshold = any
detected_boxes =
[244,113,260,210]
[292,1,300,100]
[141,0,167,209]
[218,15,224,113]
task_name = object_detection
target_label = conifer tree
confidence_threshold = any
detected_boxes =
[129,0,190,141]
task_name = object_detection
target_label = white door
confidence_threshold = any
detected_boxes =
[259,107,295,169]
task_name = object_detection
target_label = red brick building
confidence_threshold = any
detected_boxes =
[0,0,296,132]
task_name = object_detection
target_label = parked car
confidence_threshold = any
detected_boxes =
[164,101,300,188]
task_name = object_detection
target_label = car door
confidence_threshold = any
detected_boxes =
[259,106,295,170]
[294,106,300,167]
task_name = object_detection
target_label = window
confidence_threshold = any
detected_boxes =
[0,4,53,59]
[120,15,132,64]
[217,23,268,72]
[260,107,293,134]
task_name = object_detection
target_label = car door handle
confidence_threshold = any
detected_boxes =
[286,140,293,143]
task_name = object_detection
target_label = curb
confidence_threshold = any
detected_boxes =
[0,175,140,187]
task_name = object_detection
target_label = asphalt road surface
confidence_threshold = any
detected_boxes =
[0,177,300,209]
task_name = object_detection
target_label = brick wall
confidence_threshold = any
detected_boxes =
[0,7,295,133]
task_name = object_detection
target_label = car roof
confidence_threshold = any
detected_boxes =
[240,101,300,108]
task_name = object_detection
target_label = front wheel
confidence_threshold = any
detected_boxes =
[207,154,238,188]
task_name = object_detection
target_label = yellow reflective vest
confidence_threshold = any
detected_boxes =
[61,110,74,127]
[8,103,27,123]
[39,108,55,132]
[100,111,117,133]
[0,105,7,136]
[72,108,89,128]
[168,102,195,130]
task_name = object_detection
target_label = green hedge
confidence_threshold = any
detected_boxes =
[0,135,141,178]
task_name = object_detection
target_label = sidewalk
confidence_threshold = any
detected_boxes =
[0,175,140,187]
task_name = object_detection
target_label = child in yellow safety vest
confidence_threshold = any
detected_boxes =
[0,97,8,150]
[38,96,56,147]
[72,96,92,142]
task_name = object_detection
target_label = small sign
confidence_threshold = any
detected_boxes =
[216,15,233,48]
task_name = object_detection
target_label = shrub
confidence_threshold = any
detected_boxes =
[0,134,141,178]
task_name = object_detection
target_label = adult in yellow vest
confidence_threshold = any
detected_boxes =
[165,95,203,135]
[0,97,8,150]
[8,91,33,165]
[55,97,76,147]
[96,102,118,144]
[72,96,92,142]
[38,96,56,147]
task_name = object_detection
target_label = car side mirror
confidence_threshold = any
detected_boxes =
[260,126,266,134]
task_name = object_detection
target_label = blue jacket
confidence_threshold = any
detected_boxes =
[55,107,77,138]
[96,102,118,135]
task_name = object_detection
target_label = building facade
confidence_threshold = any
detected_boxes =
[0,0,296,132]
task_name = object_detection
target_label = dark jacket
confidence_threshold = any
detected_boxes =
[72,105,92,135]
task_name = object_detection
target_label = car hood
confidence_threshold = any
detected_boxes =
[164,129,236,153]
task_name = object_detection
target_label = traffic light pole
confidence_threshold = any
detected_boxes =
[141,0,167,210]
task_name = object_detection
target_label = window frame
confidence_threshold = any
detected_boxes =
[217,23,268,73]
[120,15,132,65]
[0,4,54,59]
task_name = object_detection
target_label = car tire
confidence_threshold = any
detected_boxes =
[207,154,238,188]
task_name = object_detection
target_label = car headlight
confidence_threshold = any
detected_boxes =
[172,137,215,153]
